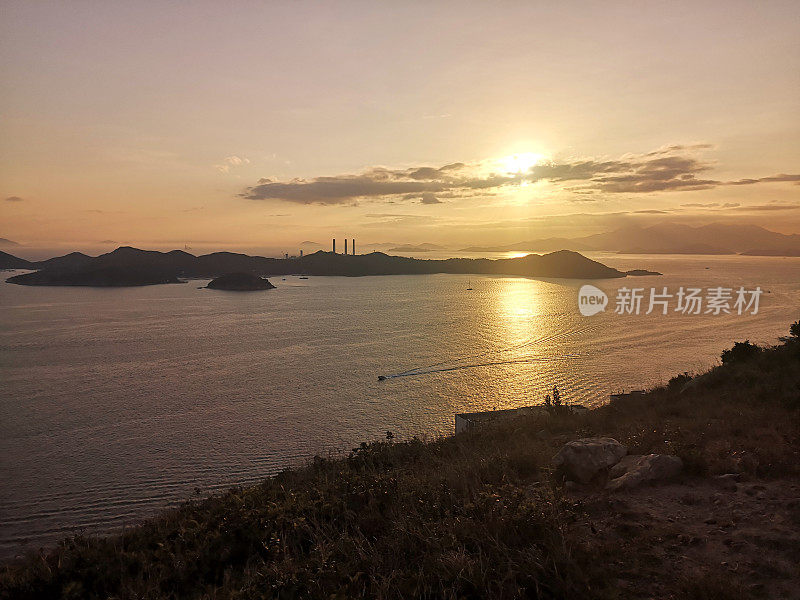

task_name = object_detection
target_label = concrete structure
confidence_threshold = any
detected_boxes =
[609,390,645,402]
[344,239,348,255]
[454,404,589,434]
[332,238,336,253]
[352,239,356,255]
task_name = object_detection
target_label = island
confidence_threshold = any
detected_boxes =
[624,269,663,276]
[3,246,658,287]
[206,272,275,291]
[5,266,184,287]
[0,250,34,270]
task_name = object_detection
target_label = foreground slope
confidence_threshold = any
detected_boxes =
[2,332,798,599]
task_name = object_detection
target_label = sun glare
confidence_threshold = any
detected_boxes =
[498,152,545,174]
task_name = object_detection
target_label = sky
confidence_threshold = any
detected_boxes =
[1,0,799,256]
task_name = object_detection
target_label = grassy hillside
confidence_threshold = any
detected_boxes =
[2,327,799,599]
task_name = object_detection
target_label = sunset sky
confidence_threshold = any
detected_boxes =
[1,1,799,256]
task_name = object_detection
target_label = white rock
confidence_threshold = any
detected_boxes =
[552,437,627,484]
[606,454,683,491]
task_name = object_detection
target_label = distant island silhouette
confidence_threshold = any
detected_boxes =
[6,265,183,287]
[206,273,276,291]
[3,246,653,287]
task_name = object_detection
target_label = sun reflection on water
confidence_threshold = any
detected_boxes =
[494,278,543,345]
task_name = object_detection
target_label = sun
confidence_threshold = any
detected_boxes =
[498,152,545,174]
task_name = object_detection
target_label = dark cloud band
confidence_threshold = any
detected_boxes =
[241,147,799,205]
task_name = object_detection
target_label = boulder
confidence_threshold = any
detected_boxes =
[606,454,683,491]
[552,437,627,484]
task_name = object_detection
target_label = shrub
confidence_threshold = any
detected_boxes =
[544,385,569,415]
[780,319,800,343]
[720,340,761,364]
[668,371,693,392]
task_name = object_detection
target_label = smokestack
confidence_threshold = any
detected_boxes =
[332,238,336,253]
[345,239,348,255]
[352,239,356,255]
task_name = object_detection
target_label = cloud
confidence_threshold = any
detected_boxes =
[242,162,519,205]
[240,145,799,205]
[5,196,24,202]
[681,202,742,209]
[215,155,251,173]
[727,174,800,186]
[731,203,800,212]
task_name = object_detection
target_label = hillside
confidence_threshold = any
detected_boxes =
[2,325,798,599]
[0,251,33,270]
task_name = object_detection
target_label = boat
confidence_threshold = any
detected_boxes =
[467,278,473,290]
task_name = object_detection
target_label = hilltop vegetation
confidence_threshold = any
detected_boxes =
[2,325,799,599]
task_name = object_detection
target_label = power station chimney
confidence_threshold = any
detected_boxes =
[332,238,336,253]
[352,239,356,255]
[345,239,348,255]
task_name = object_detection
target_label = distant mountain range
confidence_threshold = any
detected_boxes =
[388,243,446,253]
[2,246,638,286]
[460,223,800,256]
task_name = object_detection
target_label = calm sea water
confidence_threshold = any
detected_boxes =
[1,254,798,559]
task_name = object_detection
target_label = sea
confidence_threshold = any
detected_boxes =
[1,253,798,559]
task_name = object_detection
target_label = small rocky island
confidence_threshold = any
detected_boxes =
[624,269,663,276]
[206,272,275,291]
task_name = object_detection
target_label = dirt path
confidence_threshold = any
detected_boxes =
[567,477,800,599]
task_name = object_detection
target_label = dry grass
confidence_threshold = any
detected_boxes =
[1,338,798,599]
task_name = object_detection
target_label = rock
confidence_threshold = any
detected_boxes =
[609,455,642,479]
[711,493,727,506]
[606,454,683,491]
[714,473,741,492]
[552,437,627,484]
